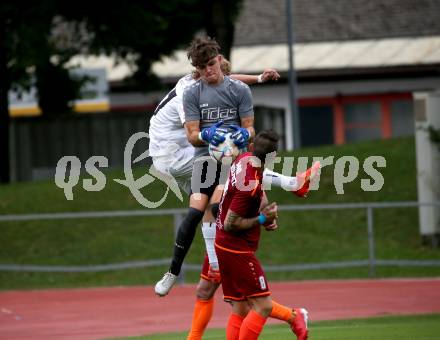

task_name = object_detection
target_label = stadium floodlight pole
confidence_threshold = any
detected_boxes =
[286,0,301,150]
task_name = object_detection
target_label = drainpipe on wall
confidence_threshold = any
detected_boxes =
[414,91,440,247]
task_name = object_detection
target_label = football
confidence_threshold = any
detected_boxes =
[209,132,242,165]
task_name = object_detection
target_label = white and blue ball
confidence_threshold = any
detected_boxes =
[209,132,243,165]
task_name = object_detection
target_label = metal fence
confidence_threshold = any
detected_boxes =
[1,201,440,283]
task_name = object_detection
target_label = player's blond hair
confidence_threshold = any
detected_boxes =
[220,57,231,75]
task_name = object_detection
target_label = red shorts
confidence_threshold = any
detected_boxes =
[215,243,270,301]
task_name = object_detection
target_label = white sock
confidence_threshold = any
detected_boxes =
[262,169,299,191]
[202,222,219,270]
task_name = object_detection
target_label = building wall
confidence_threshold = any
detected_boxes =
[250,75,440,147]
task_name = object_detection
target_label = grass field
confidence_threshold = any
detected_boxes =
[106,314,440,340]
[1,136,440,290]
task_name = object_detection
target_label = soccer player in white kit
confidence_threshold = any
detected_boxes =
[149,73,199,195]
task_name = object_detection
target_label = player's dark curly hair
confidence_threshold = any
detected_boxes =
[253,130,279,163]
[187,36,221,68]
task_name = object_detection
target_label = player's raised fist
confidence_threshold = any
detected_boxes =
[261,202,278,224]
[264,219,278,231]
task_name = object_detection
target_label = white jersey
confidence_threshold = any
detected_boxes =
[149,74,195,157]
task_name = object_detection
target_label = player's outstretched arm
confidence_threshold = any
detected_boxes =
[230,68,281,85]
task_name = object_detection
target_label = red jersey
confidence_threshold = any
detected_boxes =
[216,152,264,252]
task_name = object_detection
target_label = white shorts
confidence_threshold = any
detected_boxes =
[152,145,194,195]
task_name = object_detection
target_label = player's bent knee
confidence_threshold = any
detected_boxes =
[184,207,205,226]
[263,304,273,316]
[178,208,204,237]
[254,304,272,318]
[231,301,250,317]
[251,297,273,317]
[196,279,218,300]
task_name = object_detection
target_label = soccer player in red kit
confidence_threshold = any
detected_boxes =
[215,130,309,340]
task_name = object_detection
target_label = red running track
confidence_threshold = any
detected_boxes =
[1,278,440,340]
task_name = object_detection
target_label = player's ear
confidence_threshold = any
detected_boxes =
[248,142,254,152]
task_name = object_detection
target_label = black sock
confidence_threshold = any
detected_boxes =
[169,207,204,275]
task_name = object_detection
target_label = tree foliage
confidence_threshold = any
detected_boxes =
[204,0,243,61]
[0,0,243,183]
